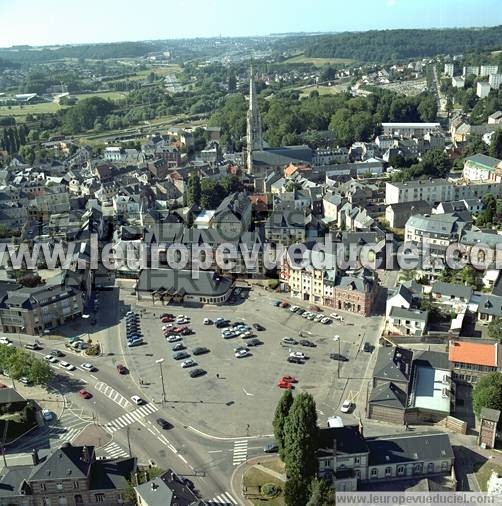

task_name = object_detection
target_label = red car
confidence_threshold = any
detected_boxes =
[116,364,128,375]
[79,389,92,399]
[281,375,297,384]
[277,379,294,389]
[161,317,174,323]
[160,313,173,319]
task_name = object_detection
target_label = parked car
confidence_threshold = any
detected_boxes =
[299,339,316,348]
[116,364,128,374]
[80,363,96,372]
[59,361,75,371]
[290,351,306,360]
[24,343,42,350]
[289,305,299,312]
[287,356,304,364]
[181,359,196,368]
[79,389,92,399]
[296,308,305,315]
[253,323,265,331]
[363,342,374,353]
[19,377,31,385]
[42,409,53,422]
[44,354,58,364]
[189,368,206,378]
[277,379,293,389]
[282,337,298,345]
[156,418,172,430]
[234,346,249,353]
[172,342,185,352]
[235,349,250,358]
[272,300,281,306]
[50,350,64,357]
[192,347,209,356]
[340,400,353,413]
[203,318,213,325]
[216,320,230,329]
[280,375,297,384]
[166,335,182,343]
[246,338,262,347]
[173,351,190,361]
[128,338,143,347]
[0,337,11,345]
[131,395,145,405]
[330,353,348,362]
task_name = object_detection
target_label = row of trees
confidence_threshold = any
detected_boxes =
[473,372,502,427]
[390,149,453,181]
[0,346,53,386]
[1,125,30,155]
[273,391,335,506]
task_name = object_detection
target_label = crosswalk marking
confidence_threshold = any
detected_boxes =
[95,382,131,409]
[232,440,248,466]
[206,492,238,505]
[99,441,129,459]
[104,403,158,433]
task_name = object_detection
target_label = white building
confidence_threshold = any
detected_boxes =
[477,81,491,98]
[480,65,499,77]
[381,123,440,138]
[463,66,479,77]
[444,63,455,77]
[452,76,465,88]
[489,74,502,90]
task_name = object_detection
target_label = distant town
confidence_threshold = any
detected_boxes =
[0,20,501,506]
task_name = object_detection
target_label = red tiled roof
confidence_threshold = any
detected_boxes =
[449,340,498,367]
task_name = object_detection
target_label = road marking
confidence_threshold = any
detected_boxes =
[242,387,254,396]
[90,374,98,380]
[147,428,156,435]
[95,382,131,409]
[232,440,248,465]
[178,454,187,464]
[207,492,239,505]
[104,403,159,433]
[99,441,128,459]
[208,450,223,453]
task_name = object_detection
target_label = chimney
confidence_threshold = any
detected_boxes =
[150,482,158,491]
[31,449,39,465]
[358,420,364,439]
[81,447,90,463]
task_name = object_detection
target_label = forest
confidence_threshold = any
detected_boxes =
[297,25,502,62]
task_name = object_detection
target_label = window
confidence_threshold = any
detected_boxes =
[427,463,435,473]
[95,494,105,503]
[413,463,423,474]
[441,461,449,471]
[385,467,392,477]
[41,483,46,491]
[370,468,378,478]
[73,481,79,489]
[354,457,360,464]
[397,465,405,476]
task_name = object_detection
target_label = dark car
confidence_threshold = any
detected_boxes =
[296,308,305,315]
[189,368,206,378]
[232,321,245,327]
[246,337,262,347]
[181,328,194,336]
[172,342,185,351]
[299,339,316,348]
[287,356,304,364]
[116,364,128,374]
[173,351,190,360]
[192,347,209,356]
[50,350,64,357]
[330,353,349,362]
[216,321,230,329]
[156,418,172,430]
[363,342,374,353]
[263,442,279,453]
[253,323,265,331]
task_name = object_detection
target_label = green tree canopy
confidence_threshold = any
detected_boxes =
[307,478,336,506]
[472,372,502,427]
[273,389,294,460]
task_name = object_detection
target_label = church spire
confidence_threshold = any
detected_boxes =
[246,66,263,174]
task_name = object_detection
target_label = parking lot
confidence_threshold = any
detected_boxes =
[120,287,384,437]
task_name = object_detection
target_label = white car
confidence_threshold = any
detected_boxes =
[166,335,182,343]
[315,314,324,322]
[289,351,306,360]
[181,359,196,368]
[162,324,173,330]
[59,361,76,371]
[235,349,250,358]
[42,409,53,422]
[321,318,331,324]
[80,363,95,372]
[340,400,353,413]
[289,305,298,312]
[131,395,145,405]
[203,318,212,325]
[44,354,58,364]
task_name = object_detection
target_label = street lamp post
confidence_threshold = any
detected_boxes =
[156,358,166,404]
[334,335,340,379]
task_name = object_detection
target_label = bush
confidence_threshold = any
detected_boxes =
[85,344,101,356]
[261,483,281,498]
[268,279,280,289]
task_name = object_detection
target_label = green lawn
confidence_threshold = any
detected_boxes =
[475,460,502,491]
[72,90,129,101]
[243,467,285,506]
[284,53,353,66]
[0,102,66,120]
[299,85,346,97]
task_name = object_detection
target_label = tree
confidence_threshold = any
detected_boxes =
[307,478,336,506]
[489,129,502,159]
[200,179,226,209]
[283,392,318,480]
[17,273,43,288]
[284,476,310,506]
[228,73,237,93]
[273,390,294,459]
[487,318,502,342]
[220,175,241,194]
[187,174,201,206]
[472,372,502,427]
[27,358,54,386]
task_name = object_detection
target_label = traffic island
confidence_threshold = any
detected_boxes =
[242,457,286,505]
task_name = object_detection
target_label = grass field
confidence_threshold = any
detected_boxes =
[72,90,129,101]
[475,460,502,491]
[299,84,347,97]
[243,464,285,506]
[284,53,353,66]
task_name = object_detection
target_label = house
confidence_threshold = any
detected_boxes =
[477,294,502,322]
[385,200,431,229]
[317,425,454,490]
[0,443,136,505]
[449,339,501,383]
[265,210,309,246]
[386,284,414,316]
[381,123,440,138]
[463,154,501,182]
[135,469,202,506]
[387,307,428,336]
[431,281,473,305]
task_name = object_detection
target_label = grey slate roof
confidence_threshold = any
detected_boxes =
[374,346,413,383]
[317,426,369,458]
[413,350,450,370]
[432,281,473,300]
[366,432,454,466]
[478,294,502,316]
[252,145,312,167]
[389,306,429,322]
[368,382,407,409]
[465,154,500,168]
[406,213,468,236]
[0,388,26,405]
[136,269,232,297]
[387,200,432,214]
[480,407,501,422]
